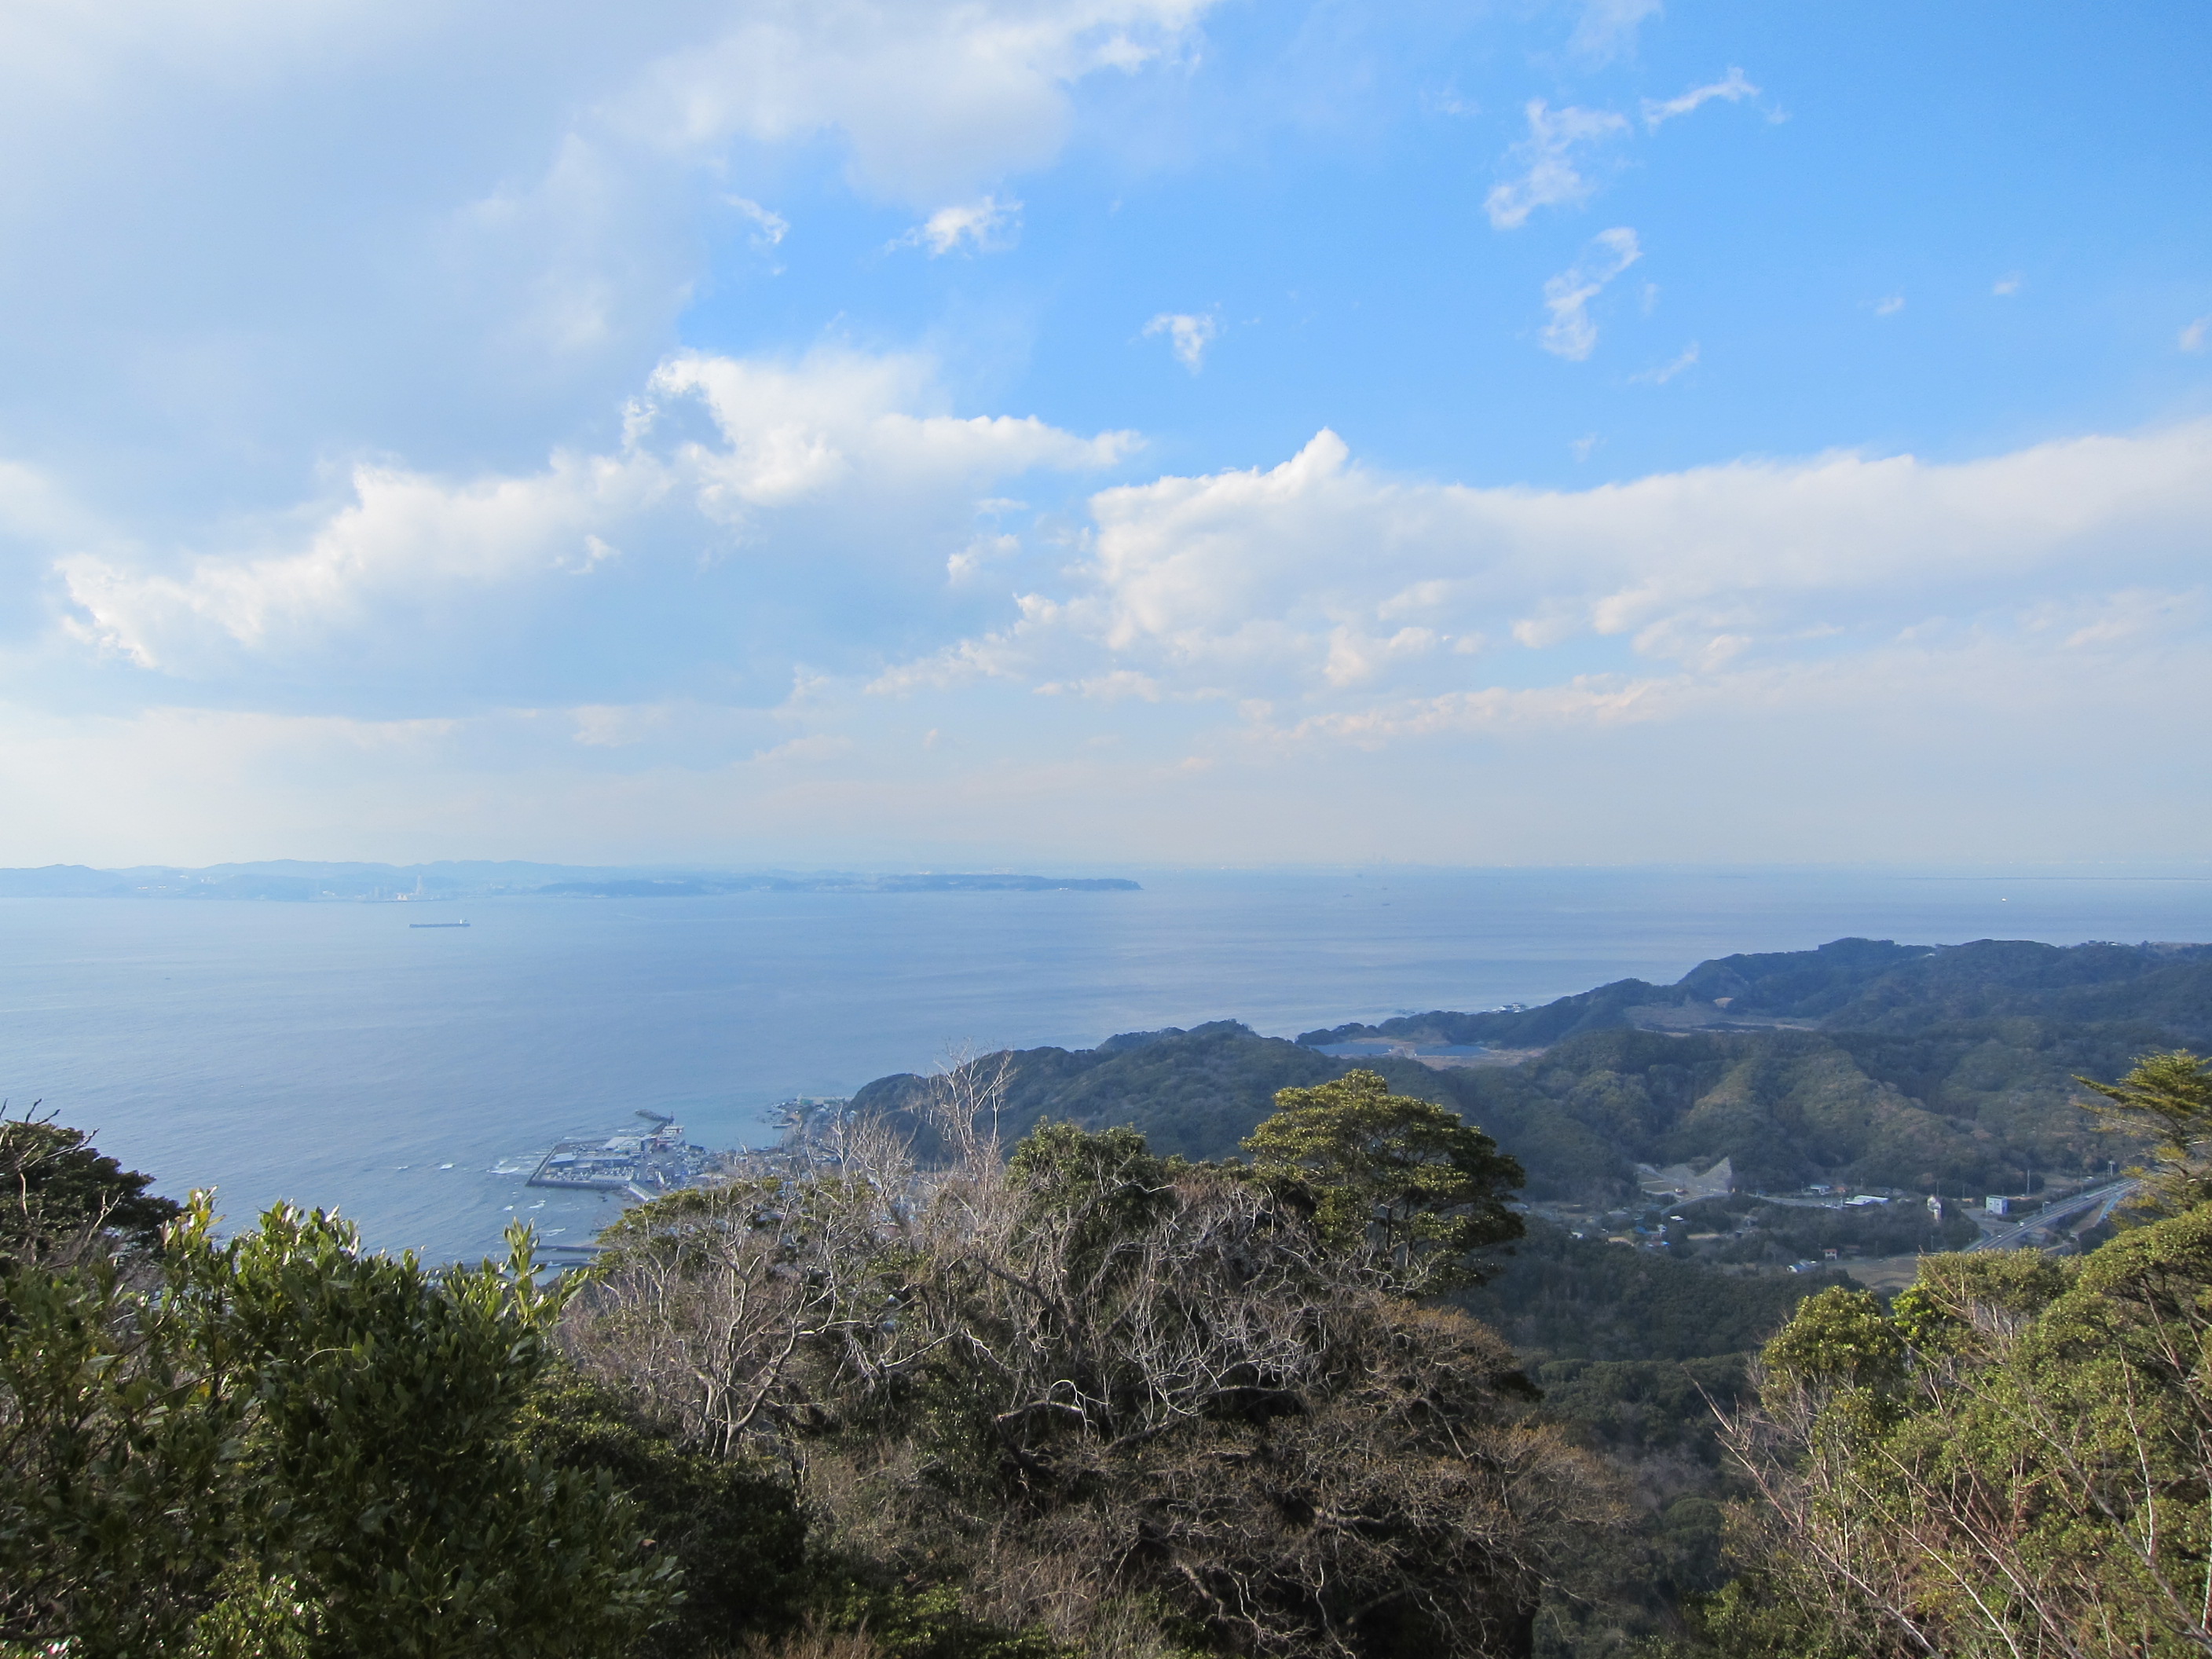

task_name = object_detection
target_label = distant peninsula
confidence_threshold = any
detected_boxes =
[0,861,1141,901]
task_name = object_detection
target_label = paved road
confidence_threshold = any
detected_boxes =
[1965,1178,2141,1251]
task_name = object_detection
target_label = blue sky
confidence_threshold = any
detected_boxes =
[2,0,2208,867]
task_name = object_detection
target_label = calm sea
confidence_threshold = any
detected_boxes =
[5,866,2209,1262]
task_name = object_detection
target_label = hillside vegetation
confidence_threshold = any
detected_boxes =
[2,1077,1598,1659]
[855,939,2210,1199]
[9,943,2210,1659]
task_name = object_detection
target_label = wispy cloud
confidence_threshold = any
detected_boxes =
[725,196,788,248]
[1632,341,1699,383]
[1484,100,1630,229]
[1642,67,1759,129]
[1873,295,1905,317]
[1035,668,1161,701]
[1569,0,1662,62]
[2181,316,2210,353]
[892,195,1022,257]
[1144,311,1220,372]
[1540,229,1642,360]
[1993,273,2023,296]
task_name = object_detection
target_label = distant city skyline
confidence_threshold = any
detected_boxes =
[2,1,2207,866]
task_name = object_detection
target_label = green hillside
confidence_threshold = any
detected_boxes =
[851,938,2211,1201]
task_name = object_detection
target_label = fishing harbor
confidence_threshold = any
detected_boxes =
[525,1110,722,1198]
[506,1099,852,1262]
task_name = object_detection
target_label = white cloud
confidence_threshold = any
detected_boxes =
[4,624,2204,868]
[58,452,674,670]
[947,533,1023,584]
[1322,625,1438,687]
[892,195,1024,256]
[1540,228,1642,361]
[1035,668,1161,700]
[0,0,1216,539]
[1641,67,1759,128]
[1568,0,1662,62]
[1874,295,1906,317]
[52,346,1137,679]
[1993,273,2023,296]
[727,197,789,248]
[1632,341,1698,384]
[616,0,1214,203]
[870,420,2212,728]
[1483,100,1631,229]
[1144,311,1220,372]
[755,733,855,764]
[2182,316,2210,353]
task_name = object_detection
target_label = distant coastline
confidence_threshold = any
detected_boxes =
[0,861,1141,902]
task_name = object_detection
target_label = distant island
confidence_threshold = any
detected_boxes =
[0,861,1141,901]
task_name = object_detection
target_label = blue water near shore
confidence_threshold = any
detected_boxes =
[5,866,2210,1262]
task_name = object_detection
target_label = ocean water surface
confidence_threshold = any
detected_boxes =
[5,866,2209,1262]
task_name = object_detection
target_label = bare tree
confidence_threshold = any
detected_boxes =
[566,1066,1616,1659]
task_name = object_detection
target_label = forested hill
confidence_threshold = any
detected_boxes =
[1298,935,2212,1047]
[851,937,2212,1202]
[850,1020,1361,1163]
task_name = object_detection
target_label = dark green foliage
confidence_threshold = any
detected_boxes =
[1467,1231,1856,1659]
[0,1237,244,1649]
[207,1207,672,1657]
[851,939,2209,1218]
[851,1020,1349,1161]
[1005,1121,1181,1276]
[1730,1206,2212,1657]
[1301,937,1939,1049]
[1243,1070,1524,1291]
[1461,1222,1855,1364]
[807,1580,1078,1659]
[1302,976,1690,1050]
[1,1190,675,1657]
[2075,1048,2212,1214]
[1426,1028,2086,1199]
[1309,938,2212,1050]
[0,1109,181,1268]
[1664,1575,1869,1659]
[515,1375,808,1656]
[1283,939,2212,1202]
[1668,1195,1979,1265]
[1529,1357,1751,1467]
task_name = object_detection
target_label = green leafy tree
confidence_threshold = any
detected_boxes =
[200,1203,675,1657]
[2078,1049,2212,1215]
[514,1374,808,1657]
[0,1203,245,1649]
[0,1109,180,1269]
[1723,1213,2212,1657]
[2,1188,680,1657]
[1243,1069,1525,1292]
